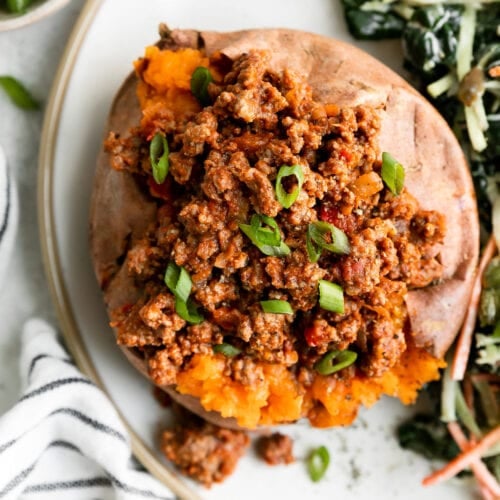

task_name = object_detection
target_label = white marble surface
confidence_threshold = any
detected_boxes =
[0,0,85,414]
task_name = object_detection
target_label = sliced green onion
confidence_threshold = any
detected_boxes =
[164,262,192,303]
[306,221,350,263]
[307,446,330,482]
[314,349,357,375]
[190,66,213,106]
[381,152,405,196]
[318,280,344,314]
[175,297,204,324]
[0,76,39,109]
[260,300,294,315]
[164,263,203,324]
[275,164,305,209]
[239,214,291,257]
[213,343,242,357]
[150,133,169,184]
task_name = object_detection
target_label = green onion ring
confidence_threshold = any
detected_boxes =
[213,343,242,357]
[164,262,192,303]
[307,221,350,259]
[381,152,405,196]
[175,297,204,324]
[318,280,344,314]
[190,66,213,106]
[314,350,358,376]
[150,133,169,184]
[275,164,305,208]
[260,299,294,315]
[307,446,330,482]
[239,214,291,257]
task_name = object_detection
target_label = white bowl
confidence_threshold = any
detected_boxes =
[0,0,71,32]
[0,146,18,283]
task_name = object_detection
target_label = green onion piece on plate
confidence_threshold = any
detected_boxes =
[314,349,357,375]
[150,133,169,184]
[260,299,294,315]
[239,214,291,257]
[275,164,305,208]
[0,76,39,109]
[307,446,330,482]
[190,66,213,106]
[381,152,405,196]
[213,343,242,357]
[319,280,344,313]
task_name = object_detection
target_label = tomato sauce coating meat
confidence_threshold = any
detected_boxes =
[106,49,445,423]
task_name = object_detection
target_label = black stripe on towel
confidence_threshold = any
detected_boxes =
[0,462,36,497]
[0,407,127,456]
[51,408,127,442]
[23,477,112,493]
[1,440,172,499]
[108,473,173,499]
[27,354,74,381]
[0,167,10,243]
[19,377,93,402]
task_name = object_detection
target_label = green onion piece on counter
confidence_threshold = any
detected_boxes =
[239,214,291,257]
[306,221,350,262]
[314,349,357,376]
[307,446,330,482]
[175,297,204,324]
[275,164,305,208]
[213,343,242,357]
[260,299,294,315]
[0,76,39,109]
[381,152,405,196]
[190,66,213,106]
[6,0,33,14]
[318,280,344,314]
[164,263,203,324]
[149,133,169,184]
[164,262,192,303]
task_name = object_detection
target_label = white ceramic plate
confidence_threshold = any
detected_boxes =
[39,1,476,499]
[0,0,71,32]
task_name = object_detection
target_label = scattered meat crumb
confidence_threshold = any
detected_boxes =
[161,407,250,487]
[256,432,295,465]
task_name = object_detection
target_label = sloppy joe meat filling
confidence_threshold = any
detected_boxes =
[105,45,446,428]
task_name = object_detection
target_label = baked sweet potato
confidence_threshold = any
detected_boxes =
[90,27,479,430]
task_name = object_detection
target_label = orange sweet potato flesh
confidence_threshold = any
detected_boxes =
[89,27,479,430]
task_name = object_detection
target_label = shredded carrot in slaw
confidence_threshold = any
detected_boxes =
[423,426,500,490]
[452,235,497,381]
[446,422,500,499]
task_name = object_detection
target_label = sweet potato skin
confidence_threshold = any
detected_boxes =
[90,28,479,429]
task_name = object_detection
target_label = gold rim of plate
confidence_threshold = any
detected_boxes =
[37,1,199,498]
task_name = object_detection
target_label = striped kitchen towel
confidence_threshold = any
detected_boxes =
[0,146,18,283]
[0,319,174,500]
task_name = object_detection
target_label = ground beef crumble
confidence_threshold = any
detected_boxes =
[256,433,295,465]
[162,406,250,487]
[106,43,446,478]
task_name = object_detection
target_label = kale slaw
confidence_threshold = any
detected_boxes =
[341,1,500,497]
